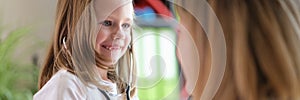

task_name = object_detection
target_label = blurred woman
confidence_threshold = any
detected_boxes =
[175,0,300,99]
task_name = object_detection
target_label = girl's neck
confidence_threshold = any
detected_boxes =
[97,64,116,82]
[97,67,111,82]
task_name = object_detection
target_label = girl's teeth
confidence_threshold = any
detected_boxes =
[104,46,119,50]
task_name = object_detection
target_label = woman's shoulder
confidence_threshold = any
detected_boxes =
[33,69,86,100]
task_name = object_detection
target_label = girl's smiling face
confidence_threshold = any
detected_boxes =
[95,3,133,66]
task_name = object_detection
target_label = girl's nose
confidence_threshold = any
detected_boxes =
[112,25,125,40]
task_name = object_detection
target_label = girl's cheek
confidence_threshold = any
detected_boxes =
[126,33,131,42]
[98,31,111,41]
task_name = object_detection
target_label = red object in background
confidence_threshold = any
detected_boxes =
[134,0,148,9]
[146,0,173,18]
[134,0,173,18]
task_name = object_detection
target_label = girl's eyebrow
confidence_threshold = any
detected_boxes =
[107,15,133,21]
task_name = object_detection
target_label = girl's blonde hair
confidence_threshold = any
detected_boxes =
[176,0,300,99]
[38,0,137,97]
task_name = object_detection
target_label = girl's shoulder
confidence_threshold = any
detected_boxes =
[33,69,86,100]
[45,69,85,89]
[52,69,81,84]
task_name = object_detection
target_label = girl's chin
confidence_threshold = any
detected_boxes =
[99,50,123,60]
[101,57,120,66]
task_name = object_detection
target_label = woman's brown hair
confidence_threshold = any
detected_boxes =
[176,0,300,99]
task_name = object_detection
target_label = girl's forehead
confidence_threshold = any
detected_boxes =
[93,0,133,21]
[107,4,133,19]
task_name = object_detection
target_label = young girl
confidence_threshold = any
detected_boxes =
[33,0,137,99]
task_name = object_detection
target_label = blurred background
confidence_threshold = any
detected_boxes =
[0,0,182,100]
[0,0,56,99]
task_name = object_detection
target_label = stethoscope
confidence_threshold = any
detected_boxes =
[97,85,131,100]
[97,51,133,100]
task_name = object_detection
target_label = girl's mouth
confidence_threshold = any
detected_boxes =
[101,45,121,51]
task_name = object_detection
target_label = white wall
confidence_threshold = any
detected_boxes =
[0,0,57,65]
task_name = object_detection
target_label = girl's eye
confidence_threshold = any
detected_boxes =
[122,23,131,29]
[102,20,112,26]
